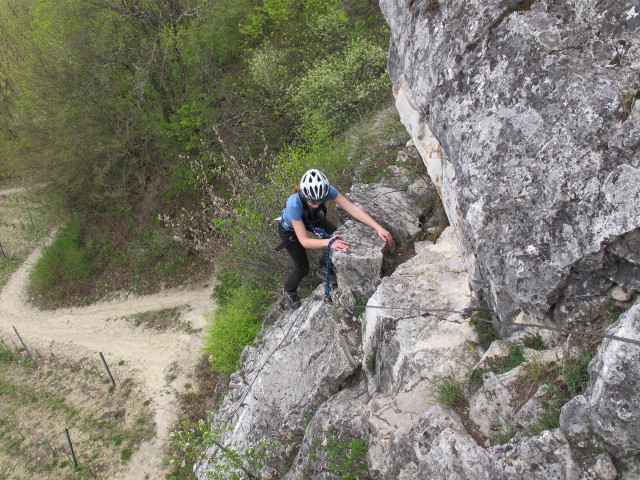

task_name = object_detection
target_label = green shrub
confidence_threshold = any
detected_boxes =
[212,270,243,306]
[291,38,389,139]
[29,219,102,299]
[204,285,273,373]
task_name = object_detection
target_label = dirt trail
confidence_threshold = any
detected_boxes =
[0,230,216,479]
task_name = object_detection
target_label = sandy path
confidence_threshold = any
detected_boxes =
[0,235,216,479]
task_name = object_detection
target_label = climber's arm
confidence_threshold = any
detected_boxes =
[334,194,394,246]
[292,220,349,250]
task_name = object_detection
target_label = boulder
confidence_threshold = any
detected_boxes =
[381,0,640,324]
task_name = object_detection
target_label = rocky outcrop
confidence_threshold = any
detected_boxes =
[196,175,634,479]
[560,299,640,456]
[382,0,640,325]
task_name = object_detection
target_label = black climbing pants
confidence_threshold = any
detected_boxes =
[278,215,336,294]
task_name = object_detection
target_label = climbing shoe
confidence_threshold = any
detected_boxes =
[283,289,301,310]
[316,268,338,285]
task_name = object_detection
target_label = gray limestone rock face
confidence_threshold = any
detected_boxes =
[380,405,615,480]
[332,219,386,301]
[283,380,371,480]
[381,0,640,323]
[194,294,360,478]
[332,181,429,301]
[362,228,483,475]
[342,182,423,244]
[560,299,640,456]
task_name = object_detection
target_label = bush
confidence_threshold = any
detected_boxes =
[204,285,273,373]
[29,219,102,301]
[291,38,389,139]
[212,270,243,306]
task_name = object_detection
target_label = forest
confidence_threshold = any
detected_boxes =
[0,0,397,299]
[0,1,407,476]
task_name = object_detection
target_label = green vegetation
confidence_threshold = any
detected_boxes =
[311,428,371,480]
[603,298,625,322]
[28,218,102,304]
[205,275,274,373]
[432,374,466,408]
[491,421,516,445]
[365,356,376,372]
[522,332,545,350]
[562,352,592,398]
[166,414,279,480]
[468,311,501,350]
[466,368,485,392]
[1,0,393,307]
[489,343,526,374]
[0,344,154,478]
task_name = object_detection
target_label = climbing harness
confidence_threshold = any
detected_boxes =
[275,192,338,303]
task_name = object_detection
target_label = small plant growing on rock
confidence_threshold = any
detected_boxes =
[522,332,545,351]
[365,356,375,372]
[602,298,625,322]
[489,343,525,374]
[311,428,371,480]
[465,368,484,393]
[562,352,592,398]
[468,311,500,350]
[432,374,466,408]
[491,420,516,445]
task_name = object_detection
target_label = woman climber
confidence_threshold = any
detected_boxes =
[277,168,394,310]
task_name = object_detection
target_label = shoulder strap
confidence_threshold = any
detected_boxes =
[298,192,326,226]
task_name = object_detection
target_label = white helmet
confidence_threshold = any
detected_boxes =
[300,169,330,203]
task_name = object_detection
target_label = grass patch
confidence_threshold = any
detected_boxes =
[432,374,466,408]
[562,352,592,398]
[489,343,525,374]
[522,332,545,350]
[491,421,516,445]
[527,381,567,435]
[602,299,625,322]
[121,306,196,333]
[28,218,103,305]
[0,343,154,478]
